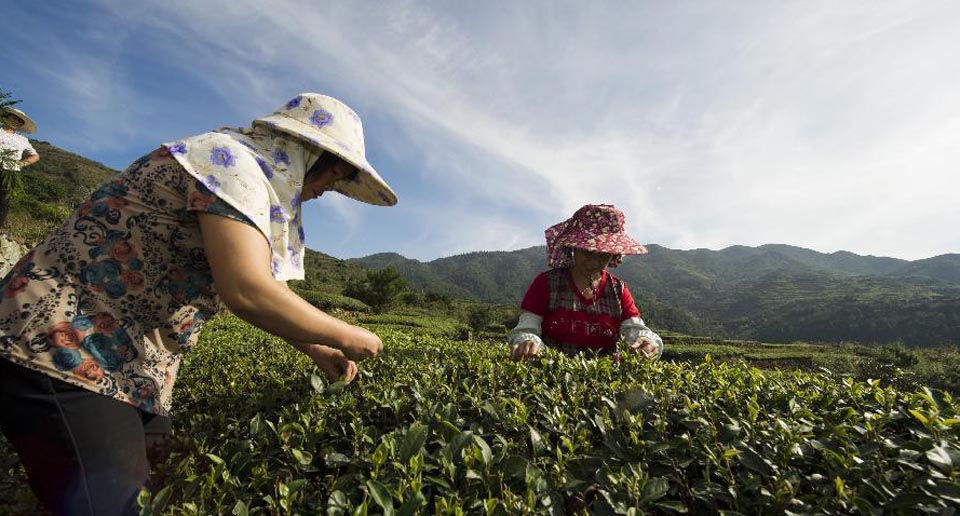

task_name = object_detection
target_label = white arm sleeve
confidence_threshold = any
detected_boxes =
[620,317,663,359]
[507,311,544,350]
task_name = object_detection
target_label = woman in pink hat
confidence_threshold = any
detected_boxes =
[0,94,397,514]
[508,204,663,361]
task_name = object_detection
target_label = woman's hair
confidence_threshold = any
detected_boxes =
[2,113,24,125]
[306,151,359,182]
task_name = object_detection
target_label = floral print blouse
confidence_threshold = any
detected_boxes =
[0,147,255,416]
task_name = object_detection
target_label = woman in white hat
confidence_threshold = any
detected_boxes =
[1,107,41,227]
[508,204,663,361]
[0,93,397,514]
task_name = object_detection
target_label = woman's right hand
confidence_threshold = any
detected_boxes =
[338,325,383,361]
[510,339,541,361]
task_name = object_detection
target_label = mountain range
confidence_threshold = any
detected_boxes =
[350,245,960,347]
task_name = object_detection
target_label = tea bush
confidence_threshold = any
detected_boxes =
[3,316,959,515]
[359,313,471,340]
[293,288,372,313]
[161,318,960,514]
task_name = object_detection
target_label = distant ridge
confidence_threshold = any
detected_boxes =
[350,244,960,347]
[889,254,960,284]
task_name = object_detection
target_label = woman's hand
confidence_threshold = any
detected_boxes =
[306,345,359,383]
[629,337,660,359]
[337,326,383,361]
[510,339,541,361]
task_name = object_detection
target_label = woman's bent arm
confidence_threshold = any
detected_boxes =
[197,213,381,360]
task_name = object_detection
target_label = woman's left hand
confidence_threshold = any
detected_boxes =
[308,344,359,383]
[630,337,660,359]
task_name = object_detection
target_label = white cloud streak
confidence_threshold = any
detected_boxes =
[11,0,960,259]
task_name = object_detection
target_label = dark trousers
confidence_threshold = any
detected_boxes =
[0,186,10,228]
[0,358,171,516]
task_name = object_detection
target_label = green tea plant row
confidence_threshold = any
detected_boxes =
[3,314,959,515]
[126,316,960,515]
[358,313,471,340]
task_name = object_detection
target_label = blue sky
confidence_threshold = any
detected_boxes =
[3,0,959,261]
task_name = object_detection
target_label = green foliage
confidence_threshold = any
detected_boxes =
[466,304,495,333]
[289,250,371,294]
[357,312,470,340]
[876,342,921,368]
[401,289,427,306]
[293,287,371,312]
[344,266,407,313]
[0,167,22,194]
[4,316,960,514]
[0,87,19,110]
[662,334,960,394]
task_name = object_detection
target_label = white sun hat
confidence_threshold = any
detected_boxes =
[254,93,397,206]
[2,107,37,134]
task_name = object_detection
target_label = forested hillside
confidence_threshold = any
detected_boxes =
[5,140,117,246]
[352,245,960,347]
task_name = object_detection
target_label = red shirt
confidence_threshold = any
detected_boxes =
[520,269,640,351]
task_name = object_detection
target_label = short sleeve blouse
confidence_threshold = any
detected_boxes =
[0,146,256,415]
[0,132,38,171]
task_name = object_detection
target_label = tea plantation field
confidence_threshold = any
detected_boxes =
[2,315,960,515]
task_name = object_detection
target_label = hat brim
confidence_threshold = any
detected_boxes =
[254,114,398,206]
[550,223,648,256]
[3,108,36,134]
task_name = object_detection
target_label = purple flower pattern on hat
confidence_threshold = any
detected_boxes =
[310,109,333,129]
[285,96,302,109]
[209,146,235,168]
[168,142,187,155]
[545,204,647,269]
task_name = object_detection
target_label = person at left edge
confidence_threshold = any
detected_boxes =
[0,93,397,515]
[0,106,40,228]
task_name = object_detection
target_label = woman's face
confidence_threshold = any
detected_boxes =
[573,248,614,273]
[300,157,358,202]
[2,114,24,131]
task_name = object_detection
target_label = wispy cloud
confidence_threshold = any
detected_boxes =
[6,0,959,260]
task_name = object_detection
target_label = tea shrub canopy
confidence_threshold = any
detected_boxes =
[118,316,960,515]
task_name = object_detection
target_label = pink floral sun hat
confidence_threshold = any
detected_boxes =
[545,204,648,268]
